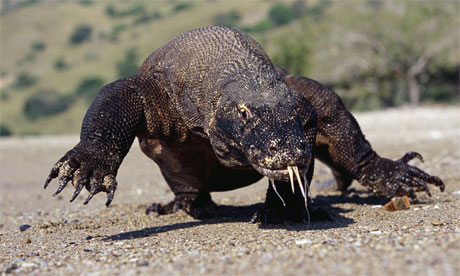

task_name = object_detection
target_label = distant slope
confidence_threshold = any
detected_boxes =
[0,0,273,135]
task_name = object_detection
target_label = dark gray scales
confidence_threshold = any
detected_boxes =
[44,26,444,224]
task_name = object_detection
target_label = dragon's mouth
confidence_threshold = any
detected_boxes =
[252,164,310,207]
[253,165,307,181]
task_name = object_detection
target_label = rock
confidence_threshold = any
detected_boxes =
[3,263,18,273]
[384,196,410,211]
[19,224,31,232]
[23,238,31,244]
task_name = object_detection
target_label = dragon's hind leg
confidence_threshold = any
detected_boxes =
[145,174,217,219]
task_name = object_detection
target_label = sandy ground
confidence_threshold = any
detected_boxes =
[0,106,459,275]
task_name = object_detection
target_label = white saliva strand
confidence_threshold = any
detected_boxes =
[270,178,286,206]
[303,174,312,200]
[293,166,306,199]
[287,166,295,194]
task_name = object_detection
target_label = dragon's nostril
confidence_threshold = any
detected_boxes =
[268,141,277,153]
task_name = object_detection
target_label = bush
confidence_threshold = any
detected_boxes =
[79,0,93,5]
[116,48,139,78]
[75,76,105,103]
[23,89,72,120]
[133,11,162,25]
[105,3,145,18]
[1,90,9,101]
[173,2,193,12]
[31,40,46,51]
[213,10,240,26]
[70,25,92,45]
[109,24,128,42]
[14,72,37,88]
[0,124,12,136]
[242,19,274,33]
[269,2,295,26]
[54,57,69,70]
[272,36,311,76]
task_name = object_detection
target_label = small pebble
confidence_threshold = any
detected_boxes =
[19,224,31,232]
[23,238,31,244]
[452,190,460,195]
[370,230,383,235]
[431,221,444,226]
[85,235,93,240]
[295,239,311,245]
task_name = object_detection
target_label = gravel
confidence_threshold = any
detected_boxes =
[0,106,459,275]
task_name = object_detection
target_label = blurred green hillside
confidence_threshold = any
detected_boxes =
[0,0,458,136]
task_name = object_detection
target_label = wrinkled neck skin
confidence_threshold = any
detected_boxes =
[207,73,317,182]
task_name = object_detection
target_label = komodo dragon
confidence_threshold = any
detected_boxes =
[44,26,444,224]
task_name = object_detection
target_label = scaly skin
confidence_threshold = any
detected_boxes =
[44,26,444,224]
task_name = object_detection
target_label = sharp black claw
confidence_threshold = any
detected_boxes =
[44,177,52,190]
[53,177,70,196]
[83,187,99,205]
[105,185,116,207]
[70,180,84,202]
[401,151,424,163]
[44,168,59,189]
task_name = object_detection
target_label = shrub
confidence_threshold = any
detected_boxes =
[213,10,241,27]
[0,90,9,101]
[109,24,128,42]
[23,89,72,120]
[0,124,12,136]
[31,40,46,51]
[272,36,311,76]
[105,3,145,18]
[116,48,139,78]
[173,2,193,12]
[70,25,92,45]
[54,57,69,70]
[269,2,295,26]
[242,19,274,33]
[133,11,162,25]
[75,76,105,103]
[14,72,37,88]
[79,0,93,5]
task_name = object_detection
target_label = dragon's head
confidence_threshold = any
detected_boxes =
[208,79,317,185]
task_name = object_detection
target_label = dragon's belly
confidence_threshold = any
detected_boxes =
[138,134,263,192]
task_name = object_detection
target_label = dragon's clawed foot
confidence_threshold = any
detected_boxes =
[44,145,118,207]
[145,193,217,219]
[360,151,444,199]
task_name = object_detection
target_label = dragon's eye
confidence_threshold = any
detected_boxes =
[238,104,251,120]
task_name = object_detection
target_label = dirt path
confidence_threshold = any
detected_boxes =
[1,106,459,275]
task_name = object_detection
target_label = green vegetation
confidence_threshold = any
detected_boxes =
[69,25,92,45]
[14,72,37,89]
[116,48,139,79]
[105,3,145,18]
[23,89,72,120]
[272,35,311,76]
[0,125,12,136]
[30,40,46,52]
[268,2,295,26]
[133,11,162,25]
[0,0,458,135]
[213,10,240,27]
[173,2,193,13]
[54,57,69,71]
[75,76,105,103]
